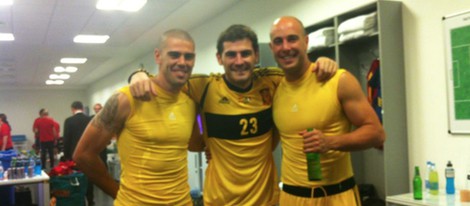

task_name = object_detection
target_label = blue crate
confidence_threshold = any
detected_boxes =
[0,150,17,170]
[11,135,26,143]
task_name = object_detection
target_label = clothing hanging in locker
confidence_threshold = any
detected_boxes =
[367,59,383,150]
[367,59,382,123]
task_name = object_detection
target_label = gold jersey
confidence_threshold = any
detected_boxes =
[187,68,283,206]
[273,65,353,187]
[115,84,195,206]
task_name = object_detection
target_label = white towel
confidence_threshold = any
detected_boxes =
[308,36,335,51]
[338,12,377,34]
[309,27,334,38]
[307,27,335,50]
[339,27,377,42]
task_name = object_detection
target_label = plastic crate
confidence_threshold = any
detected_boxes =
[11,135,27,152]
[0,150,17,170]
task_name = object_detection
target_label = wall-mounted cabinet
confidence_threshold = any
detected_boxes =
[306,0,408,199]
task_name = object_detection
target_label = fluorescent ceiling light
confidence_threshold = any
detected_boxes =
[49,74,70,80]
[60,58,87,64]
[96,0,147,12]
[54,66,78,73]
[54,66,65,72]
[74,35,109,44]
[0,33,14,41]
[0,0,13,6]
[65,66,78,73]
[46,80,64,85]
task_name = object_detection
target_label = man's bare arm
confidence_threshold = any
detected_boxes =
[302,71,385,153]
[73,92,130,198]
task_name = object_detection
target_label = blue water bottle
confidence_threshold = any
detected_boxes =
[34,157,42,176]
[446,161,455,194]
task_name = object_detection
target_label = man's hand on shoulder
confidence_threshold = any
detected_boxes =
[313,57,338,82]
[129,71,156,101]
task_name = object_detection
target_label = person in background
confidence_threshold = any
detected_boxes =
[128,24,338,205]
[74,29,201,205]
[269,16,385,205]
[0,113,13,151]
[32,110,43,154]
[63,101,94,205]
[52,119,64,161]
[92,103,102,117]
[33,108,58,170]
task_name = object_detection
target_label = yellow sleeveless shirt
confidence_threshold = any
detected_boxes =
[273,65,353,187]
[114,84,195,206]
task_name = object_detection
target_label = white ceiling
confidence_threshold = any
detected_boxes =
[0,0,242,89]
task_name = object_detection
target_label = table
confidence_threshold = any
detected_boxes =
[0,170,50,206]
[387,191,470,206]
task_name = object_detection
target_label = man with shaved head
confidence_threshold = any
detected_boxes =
[74,29,201,206]
[270,16,385,205]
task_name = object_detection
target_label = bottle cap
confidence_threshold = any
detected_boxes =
[447,161,453,167]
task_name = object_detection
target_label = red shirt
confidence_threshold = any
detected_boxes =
[33,117,56,142]
[0,123,13,150]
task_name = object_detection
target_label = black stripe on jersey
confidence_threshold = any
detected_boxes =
[205,108,273,140]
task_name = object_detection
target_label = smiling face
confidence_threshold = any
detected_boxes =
[269,17,310,80]
[217,38,258,89]
[155,35,195,92]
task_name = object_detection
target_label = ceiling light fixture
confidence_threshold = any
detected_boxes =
[49,74,70,80]
[54,66,65,72]
[54,66,78,73]
[0,33,14,41]
[74,35,110,44]
[65,66,78,73]
[0,0,13,6]
[96,0,147,12]
[60,58,87,64]
[45,80,64,85]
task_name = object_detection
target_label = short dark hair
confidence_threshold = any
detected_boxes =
[157,29,194,51]
[39,108,48,116]
[71,101,84,110]
[216,24,259,55]
[0,113,10,130]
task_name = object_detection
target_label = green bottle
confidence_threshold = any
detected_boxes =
[306,128,322,181]
[413,166,423,200]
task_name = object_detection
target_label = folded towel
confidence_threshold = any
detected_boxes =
[339,27,377,42]
[307,27,335,51]
[308,27,335,38]
[308,35,335,51]
[338,12,377,34]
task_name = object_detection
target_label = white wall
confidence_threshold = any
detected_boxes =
[402,0,470,189]
[86,52,157,107]
[0,88,86,146]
